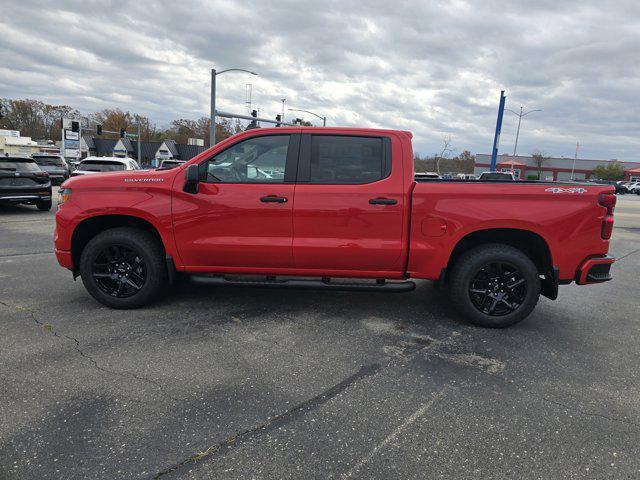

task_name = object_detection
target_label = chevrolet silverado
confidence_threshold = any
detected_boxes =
[54,127,616,327]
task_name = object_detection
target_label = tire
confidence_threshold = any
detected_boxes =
[79,227,166,309]
[36,200,52,211]
[448,244,541,328]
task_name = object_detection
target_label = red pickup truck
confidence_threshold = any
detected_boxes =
[54,127,616,327]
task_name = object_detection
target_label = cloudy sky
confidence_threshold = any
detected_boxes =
[1,0,638,159]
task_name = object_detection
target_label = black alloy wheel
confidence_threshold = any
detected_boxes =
[448,244,541,328]
[468,262,526,316]
[91,244,147,298]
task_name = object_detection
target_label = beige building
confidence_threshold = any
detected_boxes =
[0,130,43,156]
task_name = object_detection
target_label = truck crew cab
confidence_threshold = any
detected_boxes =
[55,128,616,327]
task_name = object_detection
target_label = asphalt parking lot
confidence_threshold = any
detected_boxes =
[1,190,639,479]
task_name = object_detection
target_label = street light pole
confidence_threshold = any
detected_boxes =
[288,108,327,126]
[571,141,579,180]
[137,120,141,166]
[210,68,258,147]
[210,69,216,148]
[506,106,542,170]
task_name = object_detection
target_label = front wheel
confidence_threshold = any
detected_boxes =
[448,244,541,328]
[79,227,166,309]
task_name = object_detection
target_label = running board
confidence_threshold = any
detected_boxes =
[189,275,416,293]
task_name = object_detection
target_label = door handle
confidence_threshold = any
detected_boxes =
[260,195,288,203]
[369,197,397,205]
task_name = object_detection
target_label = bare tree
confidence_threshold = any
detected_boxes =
[435,135,454,174]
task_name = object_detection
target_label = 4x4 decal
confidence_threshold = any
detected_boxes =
[545,187,587,194]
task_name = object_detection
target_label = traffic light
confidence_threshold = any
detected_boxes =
[120,128,126,138]
[275,114,281,127]
[96,124,102,136]
[71,121,79,133]
[246,110,259,130]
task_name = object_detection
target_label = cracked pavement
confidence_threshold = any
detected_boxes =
[1,190,639,479]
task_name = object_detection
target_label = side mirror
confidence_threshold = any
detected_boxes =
[183,164,199,194]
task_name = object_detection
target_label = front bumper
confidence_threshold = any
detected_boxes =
[55,248,74,270]
[576,255,615,285]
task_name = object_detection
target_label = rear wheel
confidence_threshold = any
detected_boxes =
[36,200,52,211]
[79,227,166,309]
[449,244,540,328]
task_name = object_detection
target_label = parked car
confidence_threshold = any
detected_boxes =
[0,156,52,211]
[478,171,516,181]
[31,154,70,185]
[67,158,82,171]
[55,127,616,328]
[626,182,640,194]
[159,159,186,169]
[607,181,629,195]
[456,173,477,180]
[71,157,141,177]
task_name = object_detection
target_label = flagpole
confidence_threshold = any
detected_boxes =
[571,142,579,180]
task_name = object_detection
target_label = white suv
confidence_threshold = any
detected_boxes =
[71,157,141,176]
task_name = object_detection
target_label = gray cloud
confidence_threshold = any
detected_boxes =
[0,0,638,159]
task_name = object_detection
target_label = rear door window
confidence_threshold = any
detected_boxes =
[305,135,387,184]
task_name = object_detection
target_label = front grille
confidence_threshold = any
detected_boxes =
[0,177,38,186]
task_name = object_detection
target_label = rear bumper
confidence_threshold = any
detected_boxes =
[55,248,74,270]
[0,193,51,203]
[576,255,615,285]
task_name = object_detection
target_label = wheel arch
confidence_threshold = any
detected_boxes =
[71,214,166,274]
[445,228,557,300]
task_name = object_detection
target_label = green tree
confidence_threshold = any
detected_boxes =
[592,161,625,181]
[530,151,551,179]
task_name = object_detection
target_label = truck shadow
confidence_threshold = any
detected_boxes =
[162,277,468,333]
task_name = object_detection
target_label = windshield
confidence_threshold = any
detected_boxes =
[33,156,65,167]
[0,159,42,173]
[78,161,125,172]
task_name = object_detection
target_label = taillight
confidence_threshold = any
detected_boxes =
[35,171,49,177]
[601,216,614,240]
[598,192,616,215]
[599,192,616,239]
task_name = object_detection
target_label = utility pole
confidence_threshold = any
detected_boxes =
[280,98,286,123]
[506,106,542,170]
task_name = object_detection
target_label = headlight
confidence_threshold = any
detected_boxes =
[58,188,72,207]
